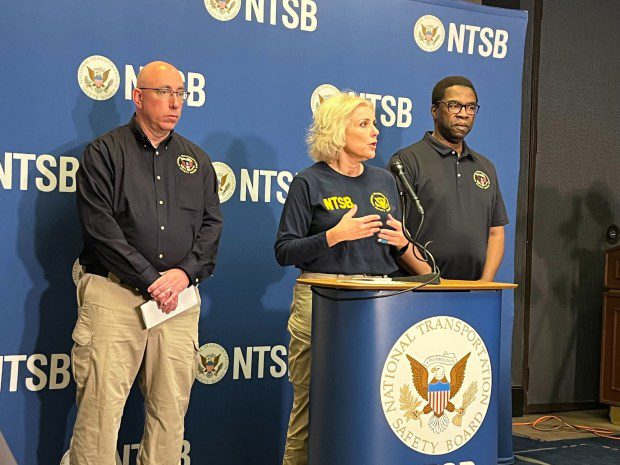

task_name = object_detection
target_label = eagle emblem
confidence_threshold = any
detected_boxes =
[403,353,473,433]
[413,15,446,52]
[78,55,120,100]
[87,67,111,89]
[211,0,234,10]
[218,173,229,193]
[212,161,236,203]
[370,192,390,212]
[473,171,491,190]
[198,353,223,378]
[421,24,439,43]
[177,155,199,174]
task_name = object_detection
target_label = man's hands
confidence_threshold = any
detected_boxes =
[147,268,190,314]
[326,205,383,247]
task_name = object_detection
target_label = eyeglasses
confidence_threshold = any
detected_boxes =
[138,87,190,101]
[436,101,480,115]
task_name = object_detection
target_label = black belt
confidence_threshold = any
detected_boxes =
[84,265,143,296]
[84,264,110,278]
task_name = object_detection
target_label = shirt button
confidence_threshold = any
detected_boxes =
[458,173,462,177]
[156,175,162,180]
[159,200,164,205]
[195,278,199,283]
[159,253,164,259]
[452,151,456,155]
[155,151,159,156]
[160,225,165,230]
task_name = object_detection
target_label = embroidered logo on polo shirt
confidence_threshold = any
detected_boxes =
[380,316,492,455]
[370,192,390,212]
[204,0,241,21]
[177,155,199,174]
[196,343,229,385]
[473,171,490,190]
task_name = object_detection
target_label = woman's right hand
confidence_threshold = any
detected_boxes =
[326,205,382,247]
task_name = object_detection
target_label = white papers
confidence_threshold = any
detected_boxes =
[336,277,397,285]
[140,285,200,329]
[0,431,18,465]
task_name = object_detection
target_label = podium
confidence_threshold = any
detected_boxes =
[299,278,517,465]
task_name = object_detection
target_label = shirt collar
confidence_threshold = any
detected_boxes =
[129,113,175,149]
[423,131,474,160]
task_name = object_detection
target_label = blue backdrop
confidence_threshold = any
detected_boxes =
[0,1,527,464]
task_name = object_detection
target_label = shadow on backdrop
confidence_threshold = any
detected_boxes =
[17,95,121,464]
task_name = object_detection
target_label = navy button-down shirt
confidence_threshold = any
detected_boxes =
[77,115,223,293]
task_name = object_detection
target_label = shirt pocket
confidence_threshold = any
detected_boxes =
[175,171,204,213]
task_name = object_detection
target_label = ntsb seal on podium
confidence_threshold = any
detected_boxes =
[380,316,492,455]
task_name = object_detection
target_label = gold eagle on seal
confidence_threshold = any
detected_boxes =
[402,352,470,433]
[211,0,234,11]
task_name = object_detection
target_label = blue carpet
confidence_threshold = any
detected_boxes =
[512,434,620,464]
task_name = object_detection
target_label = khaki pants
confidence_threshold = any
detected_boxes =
[283,273,379,465]
[69,273,200,465]
[283,282,313,465]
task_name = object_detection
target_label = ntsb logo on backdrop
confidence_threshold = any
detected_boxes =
[413,14,509,59]
[212,161,293,204]
[196,342,230,384]
[204,0,242,21]
[311,84,413,129]
[76,57,207,107]
[213,161,237,203]
[204,0,318,32]
[414,15,445,52]
[310,84,340,114]
[60,440,191,465]
[194,342,287,384]
[77,55,120,100]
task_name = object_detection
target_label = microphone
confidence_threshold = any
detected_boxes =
[390,157,424,215]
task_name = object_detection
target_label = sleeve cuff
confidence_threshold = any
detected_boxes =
[176,257,214,286]
[135,267,162,294]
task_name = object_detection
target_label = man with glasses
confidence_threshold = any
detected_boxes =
[70,61,222,464]
[389,76,508,281]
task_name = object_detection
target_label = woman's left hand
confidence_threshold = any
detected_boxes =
[377,214,409,249]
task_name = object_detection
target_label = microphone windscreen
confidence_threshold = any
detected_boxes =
[390,158,404,175]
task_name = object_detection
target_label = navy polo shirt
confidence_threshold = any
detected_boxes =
[390,132,508,280]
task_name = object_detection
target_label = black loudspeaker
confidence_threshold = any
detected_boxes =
[606,224,619,245]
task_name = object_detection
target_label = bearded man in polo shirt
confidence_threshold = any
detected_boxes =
[69,61,223,465]
[389,76,508,281]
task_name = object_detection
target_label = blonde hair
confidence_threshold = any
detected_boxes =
[306,92,373,163]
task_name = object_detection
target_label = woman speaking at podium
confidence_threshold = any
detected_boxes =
[274,93,430,465]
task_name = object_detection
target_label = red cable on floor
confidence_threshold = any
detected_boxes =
[513,415,620,440]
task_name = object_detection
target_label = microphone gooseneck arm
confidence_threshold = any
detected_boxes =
[390,157,440,275]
